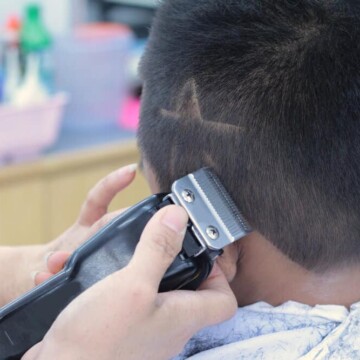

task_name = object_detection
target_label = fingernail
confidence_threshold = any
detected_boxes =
[125,163,138,174]
[161,206,188,234]
[31,271,39,282]
[44,251,54,266]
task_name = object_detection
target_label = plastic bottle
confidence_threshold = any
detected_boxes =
[12,53,48,106]
[3,15,22,103]
[14,4,52,106]
[20,4,52,53]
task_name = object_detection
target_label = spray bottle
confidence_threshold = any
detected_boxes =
[13,4,52,106]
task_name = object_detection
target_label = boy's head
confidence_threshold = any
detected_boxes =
[138,0,360,271]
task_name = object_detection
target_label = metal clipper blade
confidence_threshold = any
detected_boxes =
[170,168,252,251]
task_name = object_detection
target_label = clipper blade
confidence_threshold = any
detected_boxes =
[171,168,252,250]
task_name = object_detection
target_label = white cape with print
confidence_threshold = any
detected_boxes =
[173,301,360,359]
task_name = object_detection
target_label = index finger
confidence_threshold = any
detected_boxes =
[129,205,189,290]
[78,164,137,227]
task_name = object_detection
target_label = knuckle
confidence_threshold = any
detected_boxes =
[212,293,238,324]
[97,214,113,229]
[84,191,100,211]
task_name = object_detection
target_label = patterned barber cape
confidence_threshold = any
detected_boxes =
[173,301,360,359]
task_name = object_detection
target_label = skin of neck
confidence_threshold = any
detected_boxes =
[142,161,360,308]
[227,231,360,308]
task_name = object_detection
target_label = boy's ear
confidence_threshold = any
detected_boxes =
[175,79,203,121]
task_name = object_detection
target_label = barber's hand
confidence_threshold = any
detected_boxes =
[23,206,237,360]
[33,164,137,285]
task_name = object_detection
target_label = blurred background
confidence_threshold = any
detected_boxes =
[0,0,158,246]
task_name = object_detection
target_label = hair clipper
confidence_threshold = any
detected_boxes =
[0,168,251,359]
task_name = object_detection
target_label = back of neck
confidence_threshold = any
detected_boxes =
[231,232,360,309]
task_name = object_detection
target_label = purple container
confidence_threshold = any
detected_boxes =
[54,25,134,130]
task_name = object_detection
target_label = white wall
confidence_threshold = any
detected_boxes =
[0,0,86,36]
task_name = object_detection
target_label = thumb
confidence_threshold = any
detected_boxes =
[129,205,189,291]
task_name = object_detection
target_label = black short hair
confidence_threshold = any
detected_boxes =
[138,0,360,270]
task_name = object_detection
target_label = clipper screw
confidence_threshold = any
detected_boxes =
[206,226,219,240]
[182,189,195,203]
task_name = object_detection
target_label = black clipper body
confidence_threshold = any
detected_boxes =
[0,168,251,359]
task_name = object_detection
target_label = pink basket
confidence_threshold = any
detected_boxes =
[0,93,68,163]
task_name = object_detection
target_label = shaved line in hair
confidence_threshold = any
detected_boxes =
[160,79,244,133]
